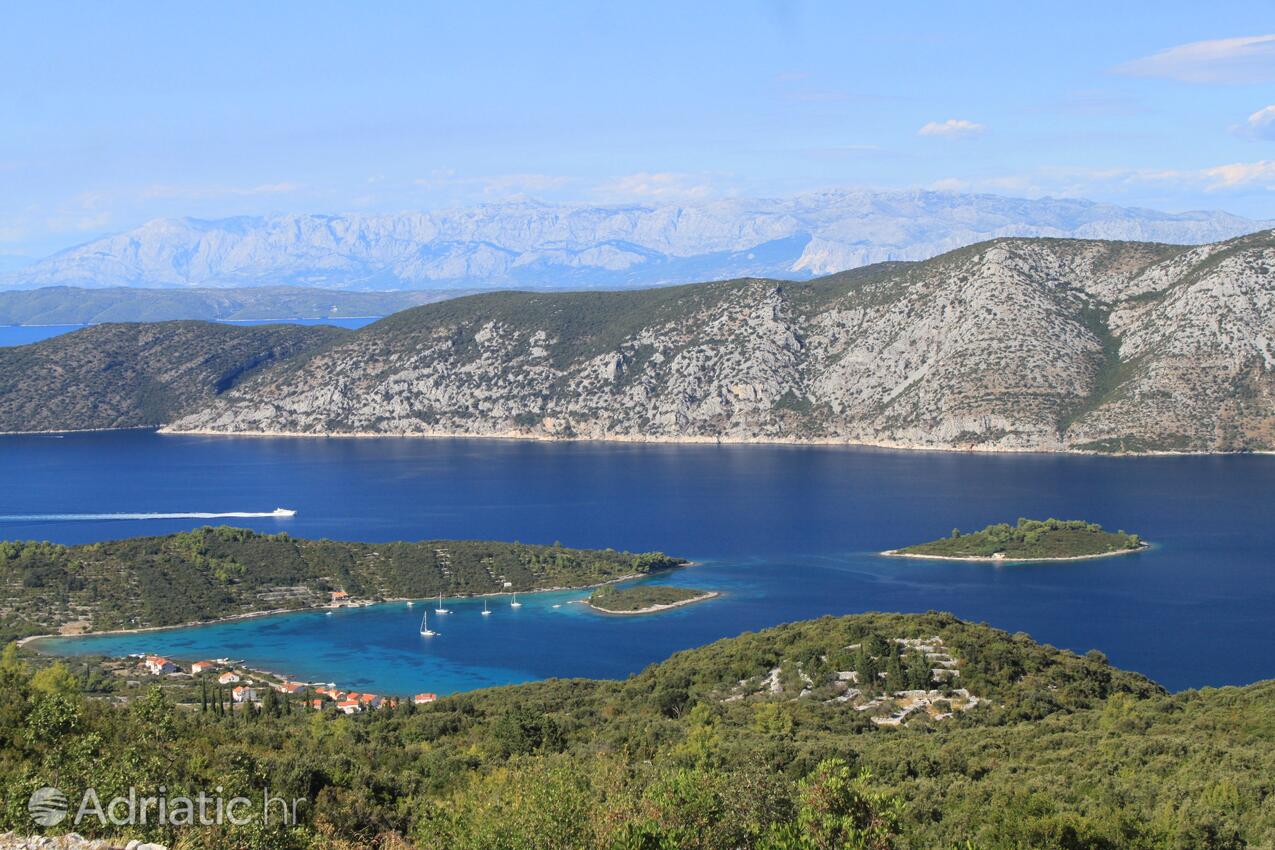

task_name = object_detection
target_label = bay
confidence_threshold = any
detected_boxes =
[5,430,1272,694]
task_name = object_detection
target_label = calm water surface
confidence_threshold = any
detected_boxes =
[5,431,1272,694]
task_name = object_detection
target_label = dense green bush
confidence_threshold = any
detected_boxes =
[900,518,1142,559]
[1,613,1271,848]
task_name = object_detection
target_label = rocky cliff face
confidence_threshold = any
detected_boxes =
[168,231,1275,453]
[6,191,1271,292]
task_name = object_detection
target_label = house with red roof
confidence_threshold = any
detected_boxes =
[232,686,258,703]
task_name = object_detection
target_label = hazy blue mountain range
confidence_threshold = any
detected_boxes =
[4,190,1272,291]
[0,285,455,325]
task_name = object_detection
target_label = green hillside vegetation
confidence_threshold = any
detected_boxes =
[0,527,684,641]
[897,518,1143,560]
[3,233,1275,453]
[0,321,346,432]
[6,612,1272,849]
[587,584,713,612]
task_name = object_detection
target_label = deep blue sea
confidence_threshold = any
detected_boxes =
[0,317,377,347]
[4,431,1273,695]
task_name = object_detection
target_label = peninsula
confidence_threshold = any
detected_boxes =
[885,518,1146,562]
[586,584,718,614]
[0,526,686,642]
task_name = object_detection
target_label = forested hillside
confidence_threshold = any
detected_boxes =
[4,612,1271,849]
[0,321,346,432]
[0,527,683,640]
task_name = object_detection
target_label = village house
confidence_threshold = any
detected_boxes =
[144,655,177,675]
[329,590,350,603]
[190,660,219,675]
[218,671,241,685]
[414,693,438,705]
[232,686,259,703]
[274,682,306,695]
[337,699,362,715]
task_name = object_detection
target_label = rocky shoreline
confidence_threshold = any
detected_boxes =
[881,542,1152,563]
[158,426,1275,458]
[586,591,720,616]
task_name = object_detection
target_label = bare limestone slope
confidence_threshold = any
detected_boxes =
[166,231,1275,452]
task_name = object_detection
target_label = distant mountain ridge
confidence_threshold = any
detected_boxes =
[5,190,1272,291]
[4,230,1272,452]
[0,285,455,325]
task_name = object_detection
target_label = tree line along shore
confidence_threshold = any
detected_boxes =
[886,518,1145,561]
[0,526,686,643]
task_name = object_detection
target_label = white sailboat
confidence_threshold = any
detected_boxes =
[481,598,491,616]
[406,600,413,608]
[435,592,450,614]
[510,592,522,608]
[419,609,437,637]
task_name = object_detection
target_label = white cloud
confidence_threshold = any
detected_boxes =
[931,159,1275,199]
[1115,34,1275,84]
[412,172,570,198]
[1199,160,1275,189]
[1245,105,1275,140]
[141,182,304,200]
[918,119,985,138]
[594,172,719,201]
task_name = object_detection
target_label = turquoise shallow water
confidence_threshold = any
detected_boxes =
[6,430,1274,694]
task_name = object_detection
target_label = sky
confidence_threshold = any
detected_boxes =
[2,1,1274,259]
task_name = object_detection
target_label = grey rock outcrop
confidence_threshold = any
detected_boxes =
[169,231,1275,453]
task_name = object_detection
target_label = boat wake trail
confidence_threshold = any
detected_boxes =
[0,508,297,522]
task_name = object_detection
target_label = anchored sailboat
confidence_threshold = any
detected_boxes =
[481,598,491,616]
[419,609,437,637]
[510,592,522,608]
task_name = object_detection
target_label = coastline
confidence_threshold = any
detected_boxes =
[19,565,694,651]
[0,422,1269,457]
[880,543,1152,564]
[585,590,720,616]
[156,426,1275,458]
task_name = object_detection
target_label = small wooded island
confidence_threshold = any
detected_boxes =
[885,518,1146,562]
[587,584,718,614]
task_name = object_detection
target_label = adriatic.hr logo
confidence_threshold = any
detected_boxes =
[28,786,69,826]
